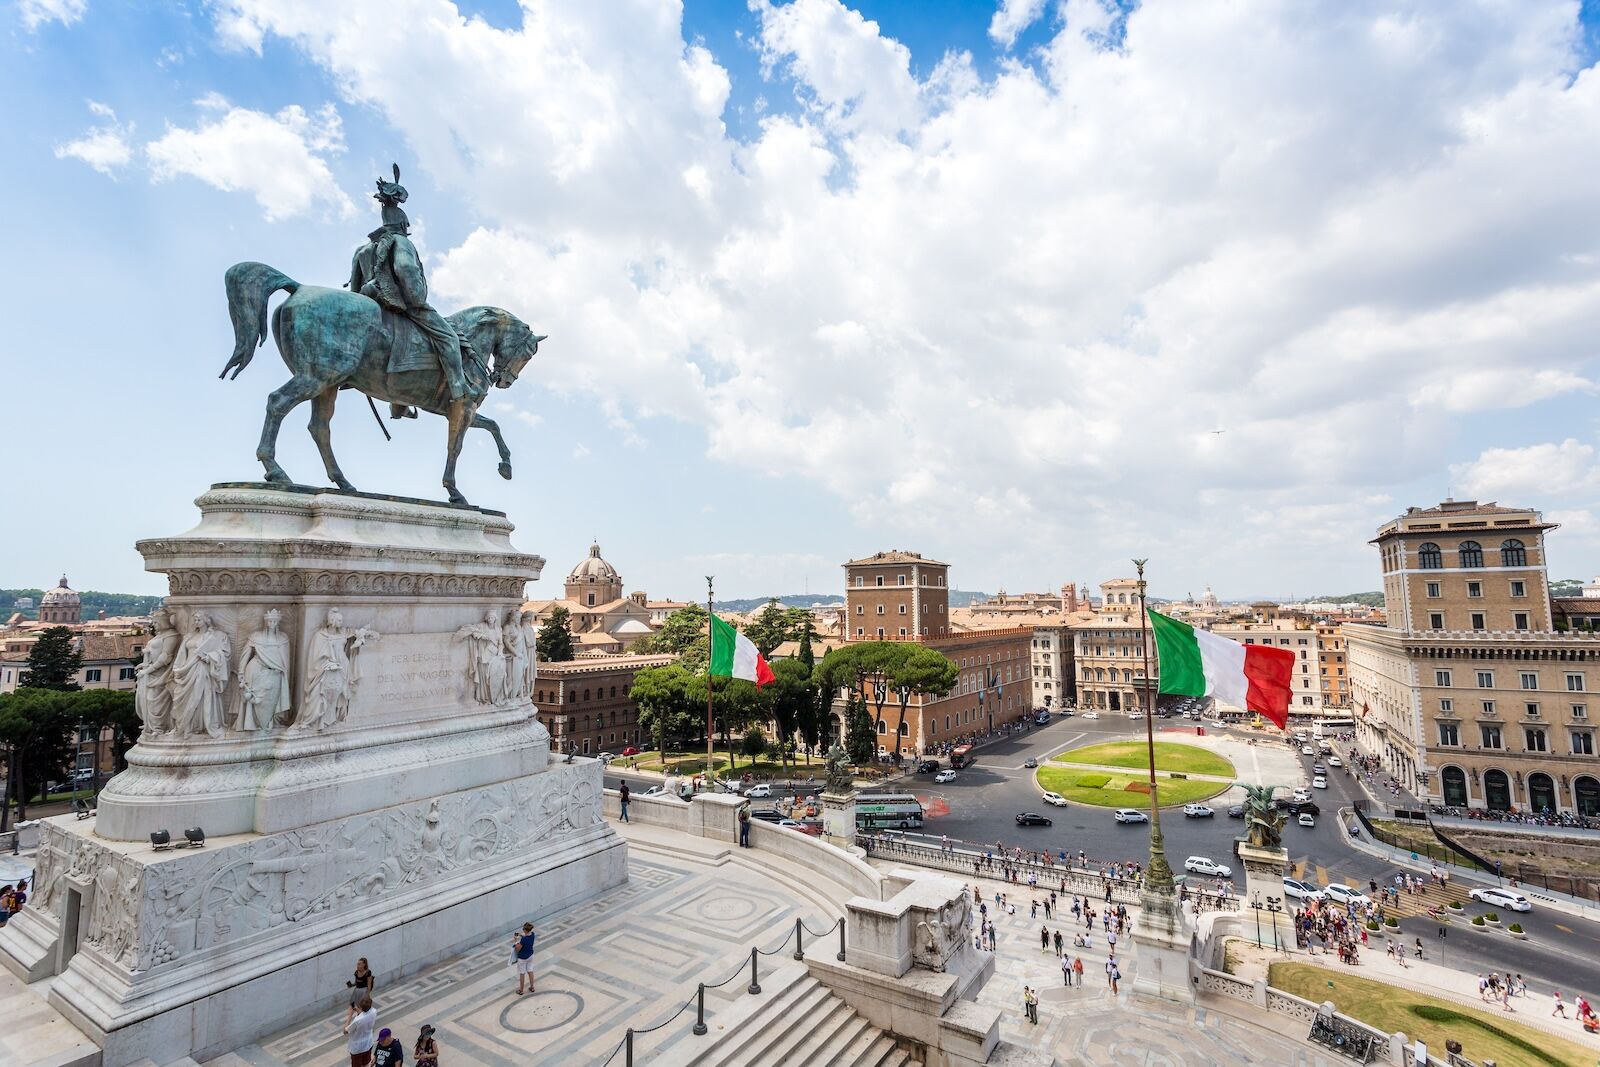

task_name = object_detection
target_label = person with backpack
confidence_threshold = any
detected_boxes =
[512,923,537,996]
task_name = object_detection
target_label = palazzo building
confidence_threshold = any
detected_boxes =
[1347,499,1600,815]
[533,653,676,756]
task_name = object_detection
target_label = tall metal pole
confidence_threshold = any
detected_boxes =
[706,576,716,784]
[1134,559,1175,894]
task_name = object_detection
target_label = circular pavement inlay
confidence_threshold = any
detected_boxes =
[697,895,759,922]
[500,990,584,1034]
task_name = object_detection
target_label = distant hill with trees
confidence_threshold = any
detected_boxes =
[716,589,992,613]
[1,588,163,621]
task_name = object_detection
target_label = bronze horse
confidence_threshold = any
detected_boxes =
[219,260,544,505]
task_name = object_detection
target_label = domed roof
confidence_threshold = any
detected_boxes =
[569,543,619,582]
[41,575,79,606]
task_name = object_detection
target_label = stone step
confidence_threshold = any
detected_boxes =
[725,981,834,1066]
[771,994,853,1066]
[829,1017,884,1066]
[657,963,814,1067]
[860,1032,910,1067]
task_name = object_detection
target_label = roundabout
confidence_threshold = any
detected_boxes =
[1036,739,1237,809]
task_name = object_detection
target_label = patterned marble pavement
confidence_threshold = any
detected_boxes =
[213,850,835,1067]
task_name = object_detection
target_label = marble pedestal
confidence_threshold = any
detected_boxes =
[1131,883,1191,1002]
[0,484,628,1066]
[1237,841,1293,952]
[821,790,857,851]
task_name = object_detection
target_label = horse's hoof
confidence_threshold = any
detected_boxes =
[498,462,513,480]
[333,479,357,493]
[264,470,290,484]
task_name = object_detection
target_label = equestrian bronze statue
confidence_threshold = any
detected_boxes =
[220,164,545,505]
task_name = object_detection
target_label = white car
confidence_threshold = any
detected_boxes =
[641,785,686,802]
[1301,745,1315,756]
[1322,884,1371,907]
[1312,776,1328,789]
[1297,813,1316,828]
[744,783,772,799]
[934,770,957,783]
[1283,878,1324,901]
[1183,803,1215,818]
[1128,711,1145,719]
[1042,791,1069,807]
[1292,789,1312,802]
[1184,856,1233,878]
[1114,808,1149,824]
[1469,887,1532,913]
[1082,712,1100,720]
[1327,755,1343,767]
[597,752,617,763]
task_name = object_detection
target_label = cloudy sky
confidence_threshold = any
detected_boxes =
[5,0,1600,604]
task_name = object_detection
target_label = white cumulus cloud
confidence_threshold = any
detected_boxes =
[55,100,133,175]
[988,0,1048,49]
[146,95,354,221]
[18,0,86,31]
[204,0,1600,592]
[1453,439,1600,500]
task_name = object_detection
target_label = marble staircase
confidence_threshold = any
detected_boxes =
[659,960,911,1067]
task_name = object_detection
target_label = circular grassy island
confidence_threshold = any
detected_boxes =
[1035,740,1236,809]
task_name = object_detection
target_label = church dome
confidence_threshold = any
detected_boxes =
[569,543,619,582]
[41,575,79,606]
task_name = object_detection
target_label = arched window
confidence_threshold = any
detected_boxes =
[1500,539,1527,567]
[898,721,909,736]
[876,719,886,734]
[1441,766,1468,807]
[1417,543,1442,569]
[1458,541,1483,568]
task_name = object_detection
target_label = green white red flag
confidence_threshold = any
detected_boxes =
[1148,609,1295,729]
[710,612,774,687]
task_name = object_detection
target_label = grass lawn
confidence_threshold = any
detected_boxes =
[630,750,821,778]
[1054,740,1236,778]
[1035,765,1230,809]
[1268,963,1594,1067]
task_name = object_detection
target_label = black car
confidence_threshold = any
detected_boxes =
[1275,798,1320,816]
[748,809,786,823]
[916,760,940,774]
[1227,804,1246,818]
[1015,812,1053,827]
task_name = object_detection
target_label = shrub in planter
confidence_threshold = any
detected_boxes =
[1384,916,1400,929]
[1508,922,1524,934]
[1471,915,1486,926]
[1484,912,1500,924]
[1447,900,1464,910]
[1365,919,1381,932]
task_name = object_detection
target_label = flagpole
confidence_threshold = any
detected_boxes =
[706,575,716,785]
[1134,559,1175,895]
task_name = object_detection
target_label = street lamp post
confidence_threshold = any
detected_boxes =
[1265,895,1284,952]
[1133,560,1176,896]
[1251,892,1263,948]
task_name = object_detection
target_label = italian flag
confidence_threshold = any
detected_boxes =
[710,612,775,687]
[1148,610,1295,729]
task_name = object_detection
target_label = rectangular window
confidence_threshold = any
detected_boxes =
[1476,671,1494,688]
[1435,670,1452,687]
[117,666,135,681]
[1567,674,1586,693]
[856,627,864,637]
[84,668,102,683]
[1574,732,1595,756]
[1576,704,1588,719]
[897,575,906,585]
[898,628,907,637]
[1471,612,1486,630]
[1521,672,1538,690]
[1467,581,1483,598]
[1526,703,1540,718]
[898,604,906,614]
[1525,728,1547,752]
[1439,698,1453,712]
[854,576,863,587]
[1438,722,1459,746]
[1429,613,1444,629]
[856,605,863,615]
[1480,725,1502,749]
[1514,613,1529,631]
[1482,700,1496,716]
[875,576,884,587]
[1510,580,1526,598]
[1426,581,1442,598]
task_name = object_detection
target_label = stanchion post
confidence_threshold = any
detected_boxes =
[693,983,708,1036]
[837,920,846,962]
[793,917,804,961]
[748,946,761,995]
[625,1028,634,1067]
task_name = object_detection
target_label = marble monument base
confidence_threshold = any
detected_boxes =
[1131,884,1191,1002]
[1237,841,1293,952]
[0,760,625,1067]
[821,790,857,851]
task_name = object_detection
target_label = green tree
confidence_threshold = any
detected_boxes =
[631,664,698,757]
[67,688,140,776]
[20,626,81,691]
[796,617,816,672]
[764,658,815,774]
[536,606,575,663]
[814,641,908,766]
[689,675,762,772]
[886,646,959,763]
[743,599,793,659]
[844,690,875,765]
[741,725,767,758]
[0,688,77,826]
[632,605,710,673]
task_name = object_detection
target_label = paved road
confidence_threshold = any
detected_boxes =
[607,715,1600,1000]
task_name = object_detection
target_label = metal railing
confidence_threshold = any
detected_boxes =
[597,916,846,1067]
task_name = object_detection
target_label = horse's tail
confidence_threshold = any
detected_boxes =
[221,262,300,380]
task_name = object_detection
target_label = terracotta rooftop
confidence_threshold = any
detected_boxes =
[843,550,949,568]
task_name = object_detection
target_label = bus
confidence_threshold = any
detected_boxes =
[855,793,925,830]
[950,743,976,769]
